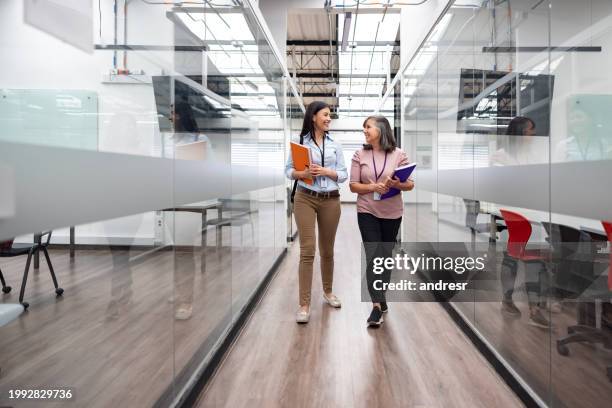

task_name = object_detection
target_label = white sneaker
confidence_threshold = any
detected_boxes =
[323,293,342,308]
[175,304,193,320]
[296,308,310,323]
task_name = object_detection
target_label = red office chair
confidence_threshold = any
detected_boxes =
[499,209,553,329]
[602,221,612,291]
[603,221,612,381]
[500,209,548,262]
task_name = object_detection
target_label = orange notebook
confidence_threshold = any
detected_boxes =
[290,142,314,185]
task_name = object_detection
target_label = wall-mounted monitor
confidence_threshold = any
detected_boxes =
[456,69,554,136]
[152,75,232,134]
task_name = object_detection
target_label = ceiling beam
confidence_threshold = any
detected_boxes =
[301,93,383,97]
[295,72,394,78]
[287,50,399,56]
[287,40,399,47]
[341,12,352,52]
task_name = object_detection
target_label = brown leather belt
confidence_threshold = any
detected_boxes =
[297,186,340,199]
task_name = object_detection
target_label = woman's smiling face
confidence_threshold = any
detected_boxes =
[363,118,380,145]
[313,107,331,133]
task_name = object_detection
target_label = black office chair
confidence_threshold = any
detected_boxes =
[0,240,12,293]
[463,199,506,242]
[0,231,64,309]
[542,222,611,362]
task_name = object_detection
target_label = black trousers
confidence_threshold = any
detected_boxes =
[500,254,550,307]
[357,212,402,303]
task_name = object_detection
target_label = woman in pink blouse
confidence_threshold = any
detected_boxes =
[349,116,414,327]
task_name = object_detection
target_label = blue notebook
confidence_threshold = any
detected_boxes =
[380,163,417,199]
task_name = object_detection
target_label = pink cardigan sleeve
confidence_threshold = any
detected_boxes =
[349,149,362,183]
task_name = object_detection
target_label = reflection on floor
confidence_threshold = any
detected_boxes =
[2,202,607,407]
[0,209,282,408]
[404,203,612,407]
[471,300,612,407]
[196,204,522,408]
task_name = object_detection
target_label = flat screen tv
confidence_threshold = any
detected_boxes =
[152,75,232,133]
[456,68,554,136]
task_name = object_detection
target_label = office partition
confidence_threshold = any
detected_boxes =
[0,0,303,407]
[379,1,612,406]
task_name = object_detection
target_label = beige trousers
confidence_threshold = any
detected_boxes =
[293,190,341,306]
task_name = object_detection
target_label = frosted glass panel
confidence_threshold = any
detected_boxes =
[0,89,98,150]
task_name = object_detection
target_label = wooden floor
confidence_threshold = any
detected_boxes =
[0,205,284,408]
[469,300,612,408]
[2,202,606,407]
[195,205,523,408]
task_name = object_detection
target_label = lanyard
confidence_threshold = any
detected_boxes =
[312,134,325,168]
[372,151,388,181]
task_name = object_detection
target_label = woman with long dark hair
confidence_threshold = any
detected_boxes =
[349,116,414,326]
[496,116,554,328]
[285,101,348,323]
[491,116,537,166]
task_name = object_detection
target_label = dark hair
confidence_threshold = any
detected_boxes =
[506,116,535,136]
[173,100,198,133]
[501,116,534,158]
[362,115,397,153]
[300,101,331,137]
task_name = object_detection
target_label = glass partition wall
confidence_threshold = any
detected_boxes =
[0,1,301,406]
[383,0,612,406]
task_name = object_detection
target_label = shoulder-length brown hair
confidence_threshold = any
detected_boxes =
[362,116,397,153]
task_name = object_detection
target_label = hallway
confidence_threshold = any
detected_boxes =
[196,204,523,408]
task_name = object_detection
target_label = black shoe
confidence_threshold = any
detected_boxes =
[528,308,552,329]
[380,302,388,313]
[501,299,521,316]
[367,307,384,327]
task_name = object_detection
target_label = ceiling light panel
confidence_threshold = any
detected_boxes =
[338,13,400,43]
[180,12,255,42]
[338,78,385,95]
[338,51,388,75]
[338,96,381,110]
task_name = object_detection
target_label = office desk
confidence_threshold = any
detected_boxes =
[32,226,81,268]
[580,225,608,241]
[31,201,223,267]
[475,203,539,242]
[163,200,223,246]
[478,202,605,242]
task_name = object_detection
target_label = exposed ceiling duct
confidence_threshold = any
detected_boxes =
[287,7,400,117]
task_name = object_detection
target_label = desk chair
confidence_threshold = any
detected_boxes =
[499,209,552,327]
[541,222,594,299]
[0,232,63,309]
[602,221,612,381]
[0,269,10,293]
[500,209,549,263]
[604,222,612,292]
[463,199,506,242]
[541,222,609,358]
[0,240,12,293]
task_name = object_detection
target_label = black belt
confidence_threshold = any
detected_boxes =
[297,186,339,199]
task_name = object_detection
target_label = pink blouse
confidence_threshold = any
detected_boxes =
[350,147,410,219]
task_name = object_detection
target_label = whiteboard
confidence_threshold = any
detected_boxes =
[0,89,98,150]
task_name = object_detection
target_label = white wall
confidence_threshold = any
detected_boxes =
[1,0,177,245]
